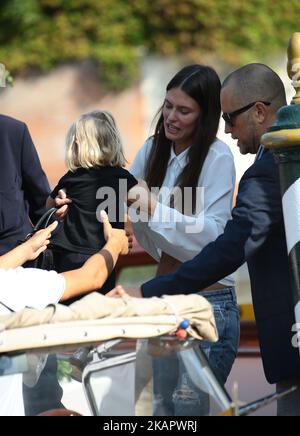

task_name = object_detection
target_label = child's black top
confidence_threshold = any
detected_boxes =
[50,166,137,254]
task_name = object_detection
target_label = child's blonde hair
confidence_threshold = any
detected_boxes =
[65,110,126,171]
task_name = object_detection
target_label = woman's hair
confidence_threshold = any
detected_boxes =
[145,64,221,212]
[65,110,126,171]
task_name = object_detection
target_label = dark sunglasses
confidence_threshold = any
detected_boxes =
[222,101,271,126]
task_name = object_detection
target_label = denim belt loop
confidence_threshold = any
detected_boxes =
[199,286,237,304]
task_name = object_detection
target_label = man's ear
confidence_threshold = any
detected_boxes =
[254,102,268,124]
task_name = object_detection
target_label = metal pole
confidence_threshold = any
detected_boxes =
[262,32,300,354]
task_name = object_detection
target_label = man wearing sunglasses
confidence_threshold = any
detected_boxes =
[113,63,300,416]
[222,101,270,133]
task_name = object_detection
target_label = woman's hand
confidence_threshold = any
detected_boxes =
[23,221,58,261]
[128,181,157,216]
[101,211,131,255]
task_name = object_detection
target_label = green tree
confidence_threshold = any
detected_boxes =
[0,0,143,89]
[0,0,299,90]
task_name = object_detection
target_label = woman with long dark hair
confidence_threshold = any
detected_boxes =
[129,65,239,416]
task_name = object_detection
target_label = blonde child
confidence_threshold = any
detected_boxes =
[47,110,137,304]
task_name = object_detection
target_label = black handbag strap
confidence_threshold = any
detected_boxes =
[33,207,57,232]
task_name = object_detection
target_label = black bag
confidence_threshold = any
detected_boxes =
[21,207,57,271]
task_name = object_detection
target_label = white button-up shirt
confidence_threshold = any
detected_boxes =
[130,138,235,287]
[0,268,65,416]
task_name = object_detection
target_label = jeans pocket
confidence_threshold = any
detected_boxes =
[212,304,227,337]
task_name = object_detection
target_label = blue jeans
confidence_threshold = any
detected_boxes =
[153,287,240,416]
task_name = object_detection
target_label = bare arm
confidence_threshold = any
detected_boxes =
[0,221,58,269]
[60,211,130,301]
[60,238,125,301]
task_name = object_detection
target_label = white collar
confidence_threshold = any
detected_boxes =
[168,146,189,169]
